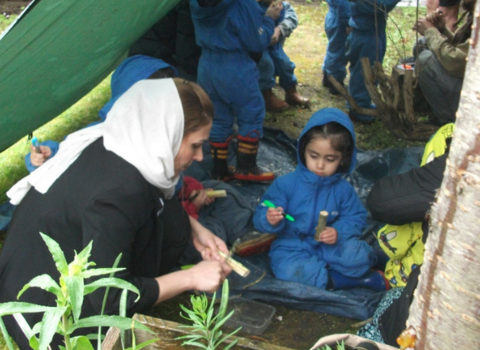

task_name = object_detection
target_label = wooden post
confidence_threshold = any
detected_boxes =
[314,211,328,242]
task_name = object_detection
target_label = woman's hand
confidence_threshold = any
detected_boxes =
[186,260,231,293]
[413,18,435,36]
[190,189,215,210]
[189,216,228,261]
[319,227,338,245]
[30,145,52,167]
[266,207,284,226]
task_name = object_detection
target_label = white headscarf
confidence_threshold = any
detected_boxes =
[8,79,184,204]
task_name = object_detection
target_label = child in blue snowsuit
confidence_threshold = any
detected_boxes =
[322,0,351,95]
[347,0,400,123]
[253,108,388,291]
[25,55,176,172]
[190,0,281,182]
[257,1,309,110]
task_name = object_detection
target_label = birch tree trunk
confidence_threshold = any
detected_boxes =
[407,2,480,349]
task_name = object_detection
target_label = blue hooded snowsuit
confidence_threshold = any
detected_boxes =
[190,0,274,142]
[25,55,175,173]
[257,2,298,92]
[253,108,375,289]
[323,0,351,83]
[346,0,400,110]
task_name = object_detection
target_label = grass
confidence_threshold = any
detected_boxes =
[0,3,429,349]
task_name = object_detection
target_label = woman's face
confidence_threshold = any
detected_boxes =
[174,122,212,176]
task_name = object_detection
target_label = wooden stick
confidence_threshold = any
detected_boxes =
[314,211,329,242]
[205,189,227,198]
[218,251,250,278]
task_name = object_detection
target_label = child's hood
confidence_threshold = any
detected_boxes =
[297,108,357,175]
[190,0,234,22]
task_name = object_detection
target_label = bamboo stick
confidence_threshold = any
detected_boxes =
[314,211,329,242]
[206,189,227,198]
[218,251,250,278]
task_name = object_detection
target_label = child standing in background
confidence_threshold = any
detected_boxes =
[346,0,401,123]
[322,0,351,96]
[253,108,389,291]
[258,0,310,111]
[190,0,281,182]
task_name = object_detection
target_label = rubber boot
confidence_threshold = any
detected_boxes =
[234,134,275,182]
[327,269,390,292]
[262,89,288,112]
[209,139,233,181]
[285,85,310,107]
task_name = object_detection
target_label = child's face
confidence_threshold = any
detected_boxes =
[304,138,343,177]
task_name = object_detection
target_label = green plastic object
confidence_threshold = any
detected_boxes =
[262,200,295,222]
[0,0,181,152]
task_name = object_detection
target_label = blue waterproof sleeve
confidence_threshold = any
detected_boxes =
[253,179,288,234]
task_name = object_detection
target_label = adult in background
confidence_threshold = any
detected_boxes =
[0,78,231,349]
[412,0,475,125]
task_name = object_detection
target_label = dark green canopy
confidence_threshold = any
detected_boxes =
[0,0,180,152]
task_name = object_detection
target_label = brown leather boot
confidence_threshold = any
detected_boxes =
[234,134,275,183]
[285,85,310,107]
[262,89,288,112]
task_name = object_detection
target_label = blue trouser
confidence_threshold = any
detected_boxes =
[269,235,375,289]
[198,50,265,142]
[258,45,297,91]
[346,30,386,109]
[322,12,349,82]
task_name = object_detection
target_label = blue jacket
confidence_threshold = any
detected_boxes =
[253,108,367,245]
[190,0,274,54]
[349,0,400,32]
[325,0,351,28]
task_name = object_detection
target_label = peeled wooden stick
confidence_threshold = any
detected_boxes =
[205,189,227,198]
[314,211,329,242]
[218,250,250,278]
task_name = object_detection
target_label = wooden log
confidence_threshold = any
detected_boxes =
[314,211,329,242]
[327,75,379,117]
[360,57,385,118]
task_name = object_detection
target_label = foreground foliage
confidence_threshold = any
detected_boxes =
[0,233,155,350]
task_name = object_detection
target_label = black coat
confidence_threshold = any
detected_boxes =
[0,138,189,349]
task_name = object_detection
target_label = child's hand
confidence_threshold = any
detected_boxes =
[270,27,282,45]
[190,190,215,210]
[30,145,52,167]
[266,207,284,226]
[412,18,434,36]
[265,0,282,21]
[319,227,338,245]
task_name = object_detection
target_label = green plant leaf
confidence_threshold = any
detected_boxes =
[0,302,57,316]
[68,315,153,334]
[64,275,84,323]
[217,280,229,322]
[69,335,95,350]
[16,274,62,300]
[84,277,139,301]
[221,337,239,350]
[38,307,67,350]
[212,310,235,332]
[124,337,159,350]
[39,233,68,275]
[79,268,125,279]
[12,313,39,350]
[0,317,16,350]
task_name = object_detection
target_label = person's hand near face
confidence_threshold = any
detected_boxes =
[189,189,215,210]
[413,17,435,36]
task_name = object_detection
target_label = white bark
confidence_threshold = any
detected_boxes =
[407,3,480,349]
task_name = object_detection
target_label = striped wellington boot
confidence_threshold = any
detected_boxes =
[209,139,233,181]
[234,134,274,182]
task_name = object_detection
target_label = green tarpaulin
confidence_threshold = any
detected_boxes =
[0,0,180,152]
